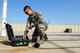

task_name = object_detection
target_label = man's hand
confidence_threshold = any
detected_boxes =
[29,25,33,29]
[23,35,27,40]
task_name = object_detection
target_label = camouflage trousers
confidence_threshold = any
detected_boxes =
[24,24,48,43]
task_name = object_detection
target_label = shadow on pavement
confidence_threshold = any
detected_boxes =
[39,41,77,53]
[48,40,80,41]
[0,41,12,46]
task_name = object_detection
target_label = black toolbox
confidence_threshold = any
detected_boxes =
[5,23,29,46]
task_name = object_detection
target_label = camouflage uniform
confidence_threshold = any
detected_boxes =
[24,11,48,44]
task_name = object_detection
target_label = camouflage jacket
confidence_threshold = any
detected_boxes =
[27,11,48,27]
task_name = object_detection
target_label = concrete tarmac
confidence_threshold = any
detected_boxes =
[0,33,80,53]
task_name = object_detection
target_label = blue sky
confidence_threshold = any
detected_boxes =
[0,0,80,24]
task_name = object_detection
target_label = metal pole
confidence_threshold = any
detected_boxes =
[1,0,8,36]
